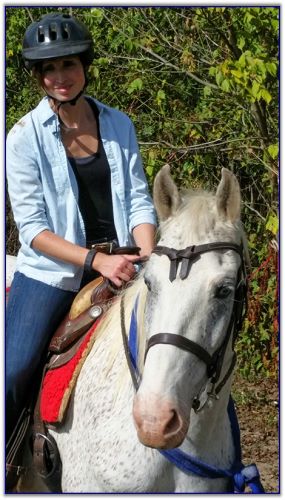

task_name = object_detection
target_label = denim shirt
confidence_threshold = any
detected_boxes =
[6,96,156,291]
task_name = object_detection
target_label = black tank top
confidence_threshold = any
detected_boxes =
[68,101,117,243]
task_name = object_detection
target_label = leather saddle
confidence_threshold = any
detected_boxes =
[48,245,141,366]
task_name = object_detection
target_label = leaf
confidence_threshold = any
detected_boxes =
[146,165,154,178]
[251,80,260,98]
[127,78,143,94]
[266,214,278,235]
[260,88,272,104]
[156,89,166,105]
[204,86,212,97]
[244,12,254,27]
[215,71,223,86]
[237,37,245,51]
[266,62,277,77]
[268,144,279,159]
[238,53,246,68]
[231,69,243,79]
[221,79,230,92]
[209,67,216,77]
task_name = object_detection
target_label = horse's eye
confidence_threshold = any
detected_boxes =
[215,285,232,299]
[144,277,152,291]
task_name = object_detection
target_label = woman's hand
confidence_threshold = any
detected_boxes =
[93,253,141,287]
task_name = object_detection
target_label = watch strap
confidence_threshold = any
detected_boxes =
[84,248,97,273]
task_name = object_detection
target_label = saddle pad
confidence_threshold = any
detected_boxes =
[40,318,101,424]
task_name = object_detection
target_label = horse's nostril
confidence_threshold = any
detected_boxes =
[164,409,181,437]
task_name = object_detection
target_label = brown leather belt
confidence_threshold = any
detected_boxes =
[86,240,117,253]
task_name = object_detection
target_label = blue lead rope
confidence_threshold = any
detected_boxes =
[159,397,265,493]
[128,299,265,493]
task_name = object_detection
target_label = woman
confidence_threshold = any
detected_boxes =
[6,12,156,457]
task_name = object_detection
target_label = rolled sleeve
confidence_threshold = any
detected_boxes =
[124,122,157,233]
[6,125,50,247]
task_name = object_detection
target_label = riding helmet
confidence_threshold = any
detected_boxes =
[22,13,94,70]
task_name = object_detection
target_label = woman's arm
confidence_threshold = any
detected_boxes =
[32,230,140,287]
[132,223,156,257]
[32,230,88,267]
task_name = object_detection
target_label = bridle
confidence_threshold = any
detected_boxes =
[121,241,247,408]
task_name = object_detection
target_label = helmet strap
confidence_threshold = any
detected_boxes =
[55,88,84,107]
[44,68,88,109]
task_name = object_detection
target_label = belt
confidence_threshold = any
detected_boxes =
[86,240,118,253]
[86,240,141,257]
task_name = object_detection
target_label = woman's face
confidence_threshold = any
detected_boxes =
[40,56,85,102]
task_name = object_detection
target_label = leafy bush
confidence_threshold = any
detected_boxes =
[5,6,279,377]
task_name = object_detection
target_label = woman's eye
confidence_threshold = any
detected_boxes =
[42,64,54,73]
[215,285,232,299]
[63,60,76,68]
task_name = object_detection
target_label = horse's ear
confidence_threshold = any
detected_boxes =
[216,168,241,222]
[153,164,181,221]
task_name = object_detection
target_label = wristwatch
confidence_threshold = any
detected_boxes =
[84,248,97,273]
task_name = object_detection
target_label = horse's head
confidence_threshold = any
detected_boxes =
[133,166,247,449]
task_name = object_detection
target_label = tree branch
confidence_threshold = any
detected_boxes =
[101,9,218,90]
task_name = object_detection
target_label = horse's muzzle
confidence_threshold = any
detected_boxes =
[133,395,189,449]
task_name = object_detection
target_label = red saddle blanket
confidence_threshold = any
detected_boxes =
[40,317,101,424]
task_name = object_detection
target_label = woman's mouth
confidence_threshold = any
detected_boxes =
[55,85,73,94]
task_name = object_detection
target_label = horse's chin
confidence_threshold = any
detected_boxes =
[137,429,186,450]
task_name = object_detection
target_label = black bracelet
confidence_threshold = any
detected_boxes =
[84,248,97,273]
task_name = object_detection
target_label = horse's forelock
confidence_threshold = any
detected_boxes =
[160,190,242,245]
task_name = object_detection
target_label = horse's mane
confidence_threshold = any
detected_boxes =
[87,276,147,396]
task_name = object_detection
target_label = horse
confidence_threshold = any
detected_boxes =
[8,166,262,493]
[6,254,16,291]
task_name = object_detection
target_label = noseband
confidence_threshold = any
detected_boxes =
[144,241,247,399]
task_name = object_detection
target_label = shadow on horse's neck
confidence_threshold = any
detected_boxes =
[184,352,235,461]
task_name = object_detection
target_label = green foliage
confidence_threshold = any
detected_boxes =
[236,243,278,378]
[6,6,279,377]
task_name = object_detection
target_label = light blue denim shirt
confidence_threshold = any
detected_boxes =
[6,96,156,291]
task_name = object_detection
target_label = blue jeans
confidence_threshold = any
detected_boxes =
[6,272,77,441]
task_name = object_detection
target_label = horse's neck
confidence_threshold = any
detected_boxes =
[192,383,232,438]
[183,346,235,465]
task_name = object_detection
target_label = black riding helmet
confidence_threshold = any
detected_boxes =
[22,13,94,70]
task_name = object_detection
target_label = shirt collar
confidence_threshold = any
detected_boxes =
[37,95,108,126]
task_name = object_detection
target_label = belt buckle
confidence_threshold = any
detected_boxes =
[91,242,113,254]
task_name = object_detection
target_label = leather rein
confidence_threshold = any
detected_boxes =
[121,241,247,407]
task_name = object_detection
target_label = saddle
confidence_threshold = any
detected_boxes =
[49,243,141,359]
[49,275,114,359]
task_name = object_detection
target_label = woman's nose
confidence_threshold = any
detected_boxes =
[54,71,67,83]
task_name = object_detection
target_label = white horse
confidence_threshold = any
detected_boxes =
[6,254,16,289]
[8,166,261,493]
